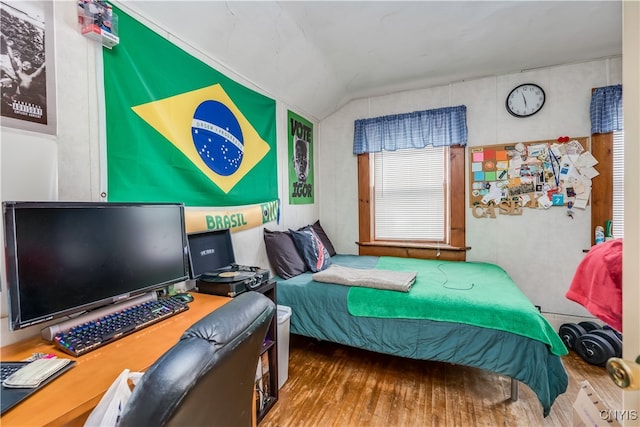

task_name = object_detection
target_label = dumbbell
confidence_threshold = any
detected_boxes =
[558,321,601,351]
[603,324,623,341]
[574,325,623,367]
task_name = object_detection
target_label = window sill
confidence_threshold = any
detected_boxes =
[356,241,470,261]
[357,241,469,251]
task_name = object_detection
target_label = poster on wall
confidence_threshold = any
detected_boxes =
[0,0,56,135]
[103,6,278,211]
[288,110,314,204]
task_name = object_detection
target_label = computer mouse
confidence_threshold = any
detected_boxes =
[174,293,194,303]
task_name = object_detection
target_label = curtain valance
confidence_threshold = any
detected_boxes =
[353,105,467,155]
[590,84,622,134]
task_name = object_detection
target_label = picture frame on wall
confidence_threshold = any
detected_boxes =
[0,0,56,135]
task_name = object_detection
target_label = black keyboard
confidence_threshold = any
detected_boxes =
[1,363,26,382]
[54,296,189,357]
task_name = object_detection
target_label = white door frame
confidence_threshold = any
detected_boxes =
[623,2,640,425]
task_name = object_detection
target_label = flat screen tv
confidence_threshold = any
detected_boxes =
[3,201,190,331]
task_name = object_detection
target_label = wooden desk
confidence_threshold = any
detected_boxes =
[0,293,230,427]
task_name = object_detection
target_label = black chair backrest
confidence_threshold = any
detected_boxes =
[117,291,276,427]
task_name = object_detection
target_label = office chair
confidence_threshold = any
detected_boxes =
[117,291,276,427]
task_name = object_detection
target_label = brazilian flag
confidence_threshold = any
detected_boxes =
[103,7,277,207]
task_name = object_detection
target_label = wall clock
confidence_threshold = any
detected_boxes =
[506,83,545,118]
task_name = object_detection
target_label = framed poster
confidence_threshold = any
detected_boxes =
[0,0,56,134]
[288,110,314,204]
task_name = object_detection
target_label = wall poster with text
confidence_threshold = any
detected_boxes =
[288,110,314,204]
[0,0,56,135]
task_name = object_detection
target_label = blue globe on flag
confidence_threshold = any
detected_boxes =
[192,100,244,176]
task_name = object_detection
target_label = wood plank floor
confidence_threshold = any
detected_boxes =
[260,334,621,427]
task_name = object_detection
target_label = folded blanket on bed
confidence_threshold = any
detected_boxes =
[312,264,417,292]
[347,257,568,357]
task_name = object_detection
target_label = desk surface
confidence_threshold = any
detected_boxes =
[0,293,230,427]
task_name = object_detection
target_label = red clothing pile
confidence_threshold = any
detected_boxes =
[566,239,622,332]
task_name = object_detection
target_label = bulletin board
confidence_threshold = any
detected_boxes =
[469,137,595,211]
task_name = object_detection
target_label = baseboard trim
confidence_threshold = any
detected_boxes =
[542,312,602,333]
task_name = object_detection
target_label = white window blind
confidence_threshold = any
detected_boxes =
[373,147,448,241]
[612,130,624,238]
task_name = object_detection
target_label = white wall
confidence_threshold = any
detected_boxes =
[0,1,621,344]
[319,58,622,318]
[0,1,319,345]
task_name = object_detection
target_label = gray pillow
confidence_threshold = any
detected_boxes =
[263,229,308,279]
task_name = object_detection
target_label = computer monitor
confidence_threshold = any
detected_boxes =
[3,201,190,331]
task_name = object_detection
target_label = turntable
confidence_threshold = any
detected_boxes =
[200,264,259,283]
[204,270,255,282]
[187,229,270,297]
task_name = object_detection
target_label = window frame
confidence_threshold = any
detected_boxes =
[372,146,449,243]
[591,132,620,245]
[357,144,467,261]
[590,84,623,246]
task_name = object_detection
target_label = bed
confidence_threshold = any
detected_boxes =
[273,253,569,417]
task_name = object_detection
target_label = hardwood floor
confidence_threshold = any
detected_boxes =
[261,334,621,427]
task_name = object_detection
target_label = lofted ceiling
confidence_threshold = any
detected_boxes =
[119,1,622,120]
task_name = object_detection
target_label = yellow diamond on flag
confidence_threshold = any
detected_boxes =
[132,84,270,193]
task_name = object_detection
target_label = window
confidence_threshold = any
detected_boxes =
[591,130,623,244]
[590,84,622,244]
[357,145,466,261]
[373,146,448,242]
[612,130,624,238]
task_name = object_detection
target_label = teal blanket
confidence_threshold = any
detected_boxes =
[347,257,568,357]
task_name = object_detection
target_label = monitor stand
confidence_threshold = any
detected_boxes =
[40,292,157,342]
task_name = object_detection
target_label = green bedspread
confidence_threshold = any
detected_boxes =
[347,256,568,357]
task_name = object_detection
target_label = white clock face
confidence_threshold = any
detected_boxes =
[506,84,545,117]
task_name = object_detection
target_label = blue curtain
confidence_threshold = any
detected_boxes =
[590,84,623,134]
[353,105,467,154]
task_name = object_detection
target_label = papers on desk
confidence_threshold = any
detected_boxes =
[1,357,77,416]
[3,358,72,388]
